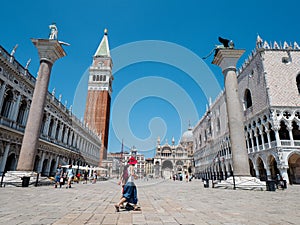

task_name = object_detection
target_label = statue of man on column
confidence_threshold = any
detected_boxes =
[49,23,58,40]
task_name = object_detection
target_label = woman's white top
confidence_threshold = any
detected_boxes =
[127,165,136,183]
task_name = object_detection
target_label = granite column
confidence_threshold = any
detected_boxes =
[212,49,250,177]
[17,39,66,171]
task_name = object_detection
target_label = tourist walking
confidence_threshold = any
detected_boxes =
[54,164,63,188]
[66,165,74,189]
[83,170,88,184]
[92,171,97,184]
[115,156,139,212]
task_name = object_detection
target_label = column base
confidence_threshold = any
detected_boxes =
[2,171,37,187]
[213,176,266,191]
[2,171,52,187]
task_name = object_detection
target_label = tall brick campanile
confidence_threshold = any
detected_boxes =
[84,29,113,166]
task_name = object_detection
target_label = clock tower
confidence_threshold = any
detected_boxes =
[84,29,113,165]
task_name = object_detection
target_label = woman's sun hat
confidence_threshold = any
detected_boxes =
[128,156,138,165]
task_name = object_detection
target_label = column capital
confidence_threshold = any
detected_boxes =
[212,49,245,73]
[31,39,66,64]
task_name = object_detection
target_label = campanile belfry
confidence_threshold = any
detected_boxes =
[84,29,113,165]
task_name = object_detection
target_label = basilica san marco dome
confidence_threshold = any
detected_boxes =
[180,126,193,143]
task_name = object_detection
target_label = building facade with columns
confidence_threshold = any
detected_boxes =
[193,37,300,184]
[154,127,194,179]
[0,44,101,177]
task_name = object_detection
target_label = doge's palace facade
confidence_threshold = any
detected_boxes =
[193,37,300,185]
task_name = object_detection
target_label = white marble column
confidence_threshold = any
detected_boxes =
[17,39,66,171]
[212,49,250,177]
[266,130,271,148]
[46,155,53,176]
[54,155,59,171]
[279,167,289,183]
[51,119,58,139]
[0,143,10,174]
[58,123,64,142]
[43,114,51,136]
[0,83,7,110]
[38,152,45,173]
[287,123,294,146]
[274,128,281,147]
[11,94,21,121]
[254,165,260,178]
[265,166,271,180]
[21,103,30,126]
[259,128,266,150]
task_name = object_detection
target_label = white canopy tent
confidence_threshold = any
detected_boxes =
[62,165,107,171]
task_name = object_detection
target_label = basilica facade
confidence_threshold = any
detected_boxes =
[0,43,101,177]
[154,127,194,179]
[193,37,300,185]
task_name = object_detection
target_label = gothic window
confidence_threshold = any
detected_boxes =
[292,121,300,140]
[199,134,202,146]
[99,75,106,81]
[244,89,253,109]
[93,75,96,81]
[247,132,252,148]
[263,115,268,122]
[296,74,300,94]
[257,127,262,145]
[279,121,290,140]
[17,100,27,125]
[268,123,276,142]
[96,75,100,81]
[216,118,221,132]
[252,130,256,146]
[262,126,268,144]
[1,90,13,118]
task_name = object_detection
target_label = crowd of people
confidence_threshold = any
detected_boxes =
[53,165,98,188]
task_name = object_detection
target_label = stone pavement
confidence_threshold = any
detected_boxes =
[0,178,299,225]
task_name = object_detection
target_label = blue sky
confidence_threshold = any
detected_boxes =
[2,0,300,157]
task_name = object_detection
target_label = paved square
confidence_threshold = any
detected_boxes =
[0,179,299,224]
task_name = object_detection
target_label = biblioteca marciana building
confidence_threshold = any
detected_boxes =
[193,36,300,185]
[0,32,112,177]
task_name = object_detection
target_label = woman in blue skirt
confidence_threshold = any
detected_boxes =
[115,156,139,211]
